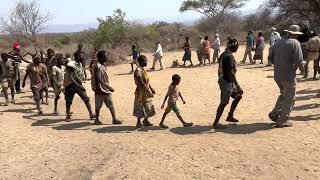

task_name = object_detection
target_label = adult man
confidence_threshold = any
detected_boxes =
[268,25,304,128]
[213,39,243,129]
[241,31,255,64]
[22,56,48,114]
[75,44,88,80]
[44,49,56,87]
[211,34,221,64]
[267,27,281,66]
[151,41,164,71]
[0,53,16,106]
[8,43,31,93]
[91,50,122,125]
[305,32,320,79]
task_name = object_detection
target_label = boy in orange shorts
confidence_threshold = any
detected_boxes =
[159,74,193,128]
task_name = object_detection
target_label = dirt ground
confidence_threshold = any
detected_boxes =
[1,46,320,180]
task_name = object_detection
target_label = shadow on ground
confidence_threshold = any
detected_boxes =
[170,123,274,135]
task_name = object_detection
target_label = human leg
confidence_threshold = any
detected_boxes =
[94,94,104,125]
[159,57,164,70]
[269,80,284,122]
[276,81,296,127]
[104,94,122,124]
[213,78,232,129]
[32,87,42,114]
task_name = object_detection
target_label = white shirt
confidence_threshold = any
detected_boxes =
[212,38,221,49]
[270,31,281,46]
[155,44,163,57]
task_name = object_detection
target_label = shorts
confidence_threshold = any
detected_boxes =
[165,102,180,113]
[95,93,114,110]
[130,59,139,66]
[65,83,89,103]
[31,87,44,101]
[218,77,241,105]
[1,78,15,90]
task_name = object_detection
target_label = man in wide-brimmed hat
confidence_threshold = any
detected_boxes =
[268,25,304,128]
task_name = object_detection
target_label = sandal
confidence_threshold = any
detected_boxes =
[183,122,193,127]
[113,119,123,125]
[143,120,153,127]
[226,116,239,123]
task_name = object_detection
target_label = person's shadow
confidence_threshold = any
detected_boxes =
[170,123,274,135]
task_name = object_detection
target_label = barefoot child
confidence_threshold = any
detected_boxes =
[159,74,193,128]
[52,54,65,115]
[0,53,16,106]
[91,50,122,125]
[134,55,156,128]
[22,56,48,114]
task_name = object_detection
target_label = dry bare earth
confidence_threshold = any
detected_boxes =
[1,46,320,180]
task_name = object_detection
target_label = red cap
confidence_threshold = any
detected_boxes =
[13,43,21,49]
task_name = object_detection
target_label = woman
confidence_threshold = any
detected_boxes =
[182,37,193,66]
[201,36,211,65]
[134,55,156,128]
[254,32,265,64]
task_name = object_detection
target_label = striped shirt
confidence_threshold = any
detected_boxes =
[8,51,23,64]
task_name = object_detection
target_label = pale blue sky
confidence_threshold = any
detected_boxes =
[0,0,263,25]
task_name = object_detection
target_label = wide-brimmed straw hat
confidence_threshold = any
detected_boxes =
[284,25,303,35]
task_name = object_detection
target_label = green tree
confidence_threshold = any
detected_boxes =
[92,9,128,48]
[180,0,248,33]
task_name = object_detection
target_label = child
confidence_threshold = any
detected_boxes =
[133,55,156,128]
[63,61,95,120]
[129,45,140,73]
[22,56,48,114]
[159,74,193,128]
[0,53,16,106]
[52,54,65,115]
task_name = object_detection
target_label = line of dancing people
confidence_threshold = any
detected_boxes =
[1,24,318,129]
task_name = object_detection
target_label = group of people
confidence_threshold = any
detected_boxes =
[1,22,320,130]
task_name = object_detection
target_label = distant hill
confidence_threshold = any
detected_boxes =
[46,23,98,33]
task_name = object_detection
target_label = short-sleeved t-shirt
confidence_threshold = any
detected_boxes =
[218,50,236,83]
[132,49,140,60]
[26,63,47,89]
[270,38,303,82]
[167,84,180,104]
[52,65,65,85]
